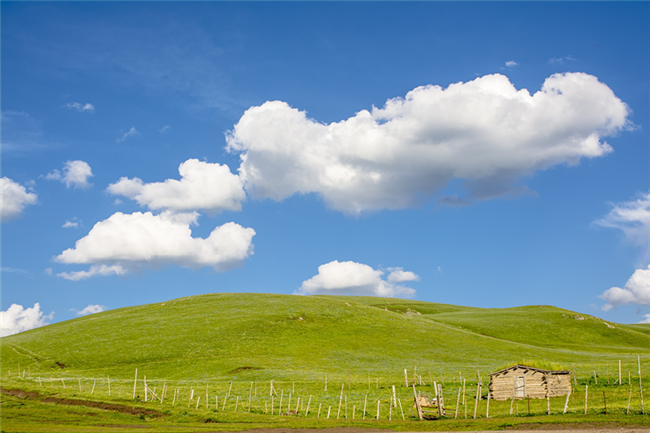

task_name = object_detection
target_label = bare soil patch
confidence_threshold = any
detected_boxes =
[0,387,163,417]
[229,366,263,374]
[209,429,392,433]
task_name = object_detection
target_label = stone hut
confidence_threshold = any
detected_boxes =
[489,365,572,400]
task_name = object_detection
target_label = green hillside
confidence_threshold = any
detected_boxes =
[2,293,648,383]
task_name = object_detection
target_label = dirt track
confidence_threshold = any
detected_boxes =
[0,387,163,417]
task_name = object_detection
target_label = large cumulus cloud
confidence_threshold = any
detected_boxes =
[226,72,630,214]
[55,211,255,280]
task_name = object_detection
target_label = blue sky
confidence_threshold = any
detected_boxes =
[2,2,649,335]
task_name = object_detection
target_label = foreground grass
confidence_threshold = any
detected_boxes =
[2,374,648,433]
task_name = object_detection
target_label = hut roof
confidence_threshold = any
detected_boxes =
[489,364,571,376]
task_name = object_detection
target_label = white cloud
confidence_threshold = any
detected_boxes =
[76,304,105,316]
[62,217,82,228]
[116,127,139,143]
[549,55,576,64]
[386,267,420,283]
[505,60,518,67]
[160,125,170,133]
[639,314,650,324]
[226,72,630,215]
[55,211,255,279]
[45,160,93,189]
[1,267,27,275]
[44,268,53,276]
[107,159,245,213]
[593,191,650,259]
[65,102,95,113]
[296,260,417,297]
[600,265,650,311]
[58,264,127,281]
[0,303,53,337]
[1,177,38,222]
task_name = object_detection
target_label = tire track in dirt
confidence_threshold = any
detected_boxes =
[1,387,163,417]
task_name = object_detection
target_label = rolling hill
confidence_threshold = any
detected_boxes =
[2,293,649,383]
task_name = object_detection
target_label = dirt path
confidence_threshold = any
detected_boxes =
[0,387,163,417]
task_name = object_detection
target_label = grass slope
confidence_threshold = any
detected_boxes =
[2,293,649,383]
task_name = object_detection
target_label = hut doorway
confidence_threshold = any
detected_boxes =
[514,376,525,398]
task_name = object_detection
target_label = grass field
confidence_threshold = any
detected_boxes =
[1,293,649,432]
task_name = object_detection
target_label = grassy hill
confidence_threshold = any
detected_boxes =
[2,293,649,384]
[2,294,650,432]
[338,298,649,352]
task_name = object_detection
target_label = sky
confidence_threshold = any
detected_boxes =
[1,2,649,336]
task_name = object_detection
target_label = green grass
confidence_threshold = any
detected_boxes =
[1,293,649,432]
[2,374,648,432]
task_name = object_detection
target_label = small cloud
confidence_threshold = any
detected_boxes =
[62,217,82,228]
[1,267,27,275]
[116,127,139,143]
[505,60,518,68]
[44,170,61,181]
[45,160,93,189]
[599,264,650,311]
[65,102,95,113]
[593,190,650,261]
[1,177,38,222]
[113,198,123,205]
[639,314,650,324]
[0,303,53,337]
[44,268,53,276]
[386,267,420,283]
[437,266,443,274]
[75,304,105,316]
[57,264,127,281]
[296,260,417,297]
[549,55,577,64]
[159,125,170,133]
